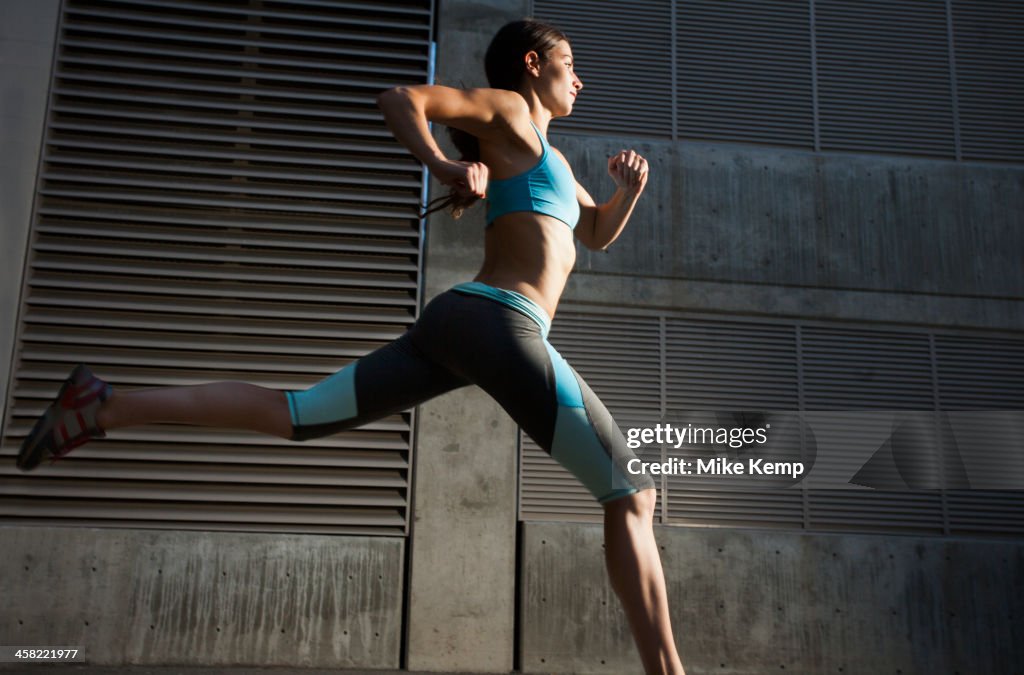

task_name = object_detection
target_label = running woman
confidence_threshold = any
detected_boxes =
[17,19,686,675]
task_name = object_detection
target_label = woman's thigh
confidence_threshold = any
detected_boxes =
[422,292,655,504]
[286,330,468,442]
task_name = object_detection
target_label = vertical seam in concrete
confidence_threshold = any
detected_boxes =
[513,519,523,672]
[1,0,64,444]
[401,418,419,672]
[944,0,962,161]
[401,387,419,670]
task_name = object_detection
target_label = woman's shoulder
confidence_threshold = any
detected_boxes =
[454,89,536,153]
[488,89,530,121]
[453,87,530,130]
[427,86,531,140]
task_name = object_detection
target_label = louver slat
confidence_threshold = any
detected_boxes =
[0,0,433,535]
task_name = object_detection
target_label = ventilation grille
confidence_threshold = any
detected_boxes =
[520,309,1024,538]
[676,0,814,148]
[815,0,955,157]
[0,0,434,535]
[530,0,673,137]
[534,0,1022,162]
[952,0,1024,161]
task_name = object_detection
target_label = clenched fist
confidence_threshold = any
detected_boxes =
[608,150,648,195]
[433,159,489,199]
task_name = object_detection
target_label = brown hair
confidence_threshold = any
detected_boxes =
[421,18,570,219]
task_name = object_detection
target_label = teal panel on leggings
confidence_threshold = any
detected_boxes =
[289,361,358,428]
[286,390,300,428]
[544,340,637,503]
[543,341,583,408]
[550,404,639,504]
[551,405,613,501]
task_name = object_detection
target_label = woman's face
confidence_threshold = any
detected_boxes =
[528,40,583,117]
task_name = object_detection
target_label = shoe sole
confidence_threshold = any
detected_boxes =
[16,365,89,472]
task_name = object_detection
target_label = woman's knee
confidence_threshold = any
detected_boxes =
[604,487,658,521]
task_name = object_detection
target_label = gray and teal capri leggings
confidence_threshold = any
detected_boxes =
[284,281,656,504]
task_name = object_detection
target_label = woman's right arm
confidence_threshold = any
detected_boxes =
[377,85,523,198]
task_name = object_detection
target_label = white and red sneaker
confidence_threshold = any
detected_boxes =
[17,364,112,472]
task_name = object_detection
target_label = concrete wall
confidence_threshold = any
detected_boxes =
[520,522,1024,675]
[557,135,1024,331]
[0,0,59,444]
[0,526,405,669]
[567,138,1024,296]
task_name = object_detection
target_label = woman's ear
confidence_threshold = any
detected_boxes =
[524,50,543,78]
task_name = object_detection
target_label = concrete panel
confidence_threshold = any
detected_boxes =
[406,386,519,672]
[405,1,527,672]
[0,0,58,452]
[520,521,1024,675]
[554,135,1024,303]
[0,527,405,669]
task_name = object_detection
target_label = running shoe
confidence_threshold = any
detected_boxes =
[16,364,112,472]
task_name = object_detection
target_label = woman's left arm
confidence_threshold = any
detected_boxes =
[575,150,649,251]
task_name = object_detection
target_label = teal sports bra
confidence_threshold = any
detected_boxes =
[485,121,580,229]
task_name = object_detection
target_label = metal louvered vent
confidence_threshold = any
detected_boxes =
[663,317,804,529]
[519,310,1024,538]
[0,0,434,535]
[800,327,943,533]
[936,335,1024,535]
[676,0,814,148]
[532,0,673,138]
[815,0,955,158]
[952,0,1024,162]
[534,0,1020,163]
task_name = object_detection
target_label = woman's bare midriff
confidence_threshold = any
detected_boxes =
[472,211,577,321]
